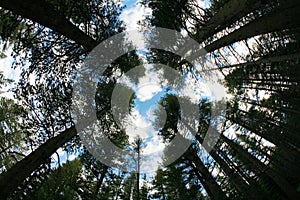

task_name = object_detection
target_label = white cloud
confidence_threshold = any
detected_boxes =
[140,134,166,173]
[135,66,167,101]
[118,64,167,102]
[136,83,162,102]
[50,147,79,168]
[120,3,152,49]
[0,47,21,99]
[120,3,152,31]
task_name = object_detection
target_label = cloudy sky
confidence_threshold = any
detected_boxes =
[120,0,152,30]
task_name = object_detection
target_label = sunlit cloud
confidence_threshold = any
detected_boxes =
[120,2,152,30]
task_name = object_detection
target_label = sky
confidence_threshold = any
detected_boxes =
[120,0,151,30]
[0,47,20,99]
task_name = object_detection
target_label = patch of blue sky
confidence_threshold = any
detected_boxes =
[50,147,81,169]
[134,89,164,116]
[122,0,137,8]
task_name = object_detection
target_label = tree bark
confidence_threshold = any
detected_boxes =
[0,0,96,51]
[93,165,108,197]
[197,0,269,42]
[195,135,255,199]
[204,3,300,53]
[220,134,300,199]
[187,153,228,200]
[0,126,77,199]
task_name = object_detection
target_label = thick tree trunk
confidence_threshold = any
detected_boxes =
[220,134,300,199]
[0,108,109,198]
[204,3,300,53]
[187,153,228,200]
[0,126,77,199]
[195,135,254,199]
[0,0,96,51]
[197,0,269,42]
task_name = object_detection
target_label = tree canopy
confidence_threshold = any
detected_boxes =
[0,0,299,199]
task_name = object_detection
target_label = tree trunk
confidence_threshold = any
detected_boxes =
[220,134,299,199]
[0,107,109,198]
[0,126,77,199]
[182,118,253,198]
[195,135,254,199]
[197,0,269,42]
[93,165,109,197]
[241,98,300,115]
[187,153,228,200]
[211,51,300,72]
[0,0,96,51]
[204,3,300,53]
[230,109,300,150]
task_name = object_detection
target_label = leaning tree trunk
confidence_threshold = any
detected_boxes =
[0,109,110,199]
[197,0,271,42]
[195,134,255,199]
[229,109,300,152]
[0,0,96,51]
[0,126,77,199]
[187,153,228,200]
[204,2,300,53]
[220,134,299,199]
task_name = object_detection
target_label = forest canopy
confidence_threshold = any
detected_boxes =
[0,0,299,199]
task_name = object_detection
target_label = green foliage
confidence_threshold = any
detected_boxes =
[0,72,28,170]
[142,0,189,31]
[151,166,204,200]
[0,9,25,50]
[0,96,28,170]
[33,159,82,200]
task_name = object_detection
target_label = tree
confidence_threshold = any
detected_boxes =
[151,165,204,200]
[32,159,82,200]
[0,72,28,170]
[132,136,144,200]
[151,167,166,200]
[140,175,150,200]
[0,0,96,51]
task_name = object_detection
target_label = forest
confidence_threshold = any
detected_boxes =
[0,0,299,199]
